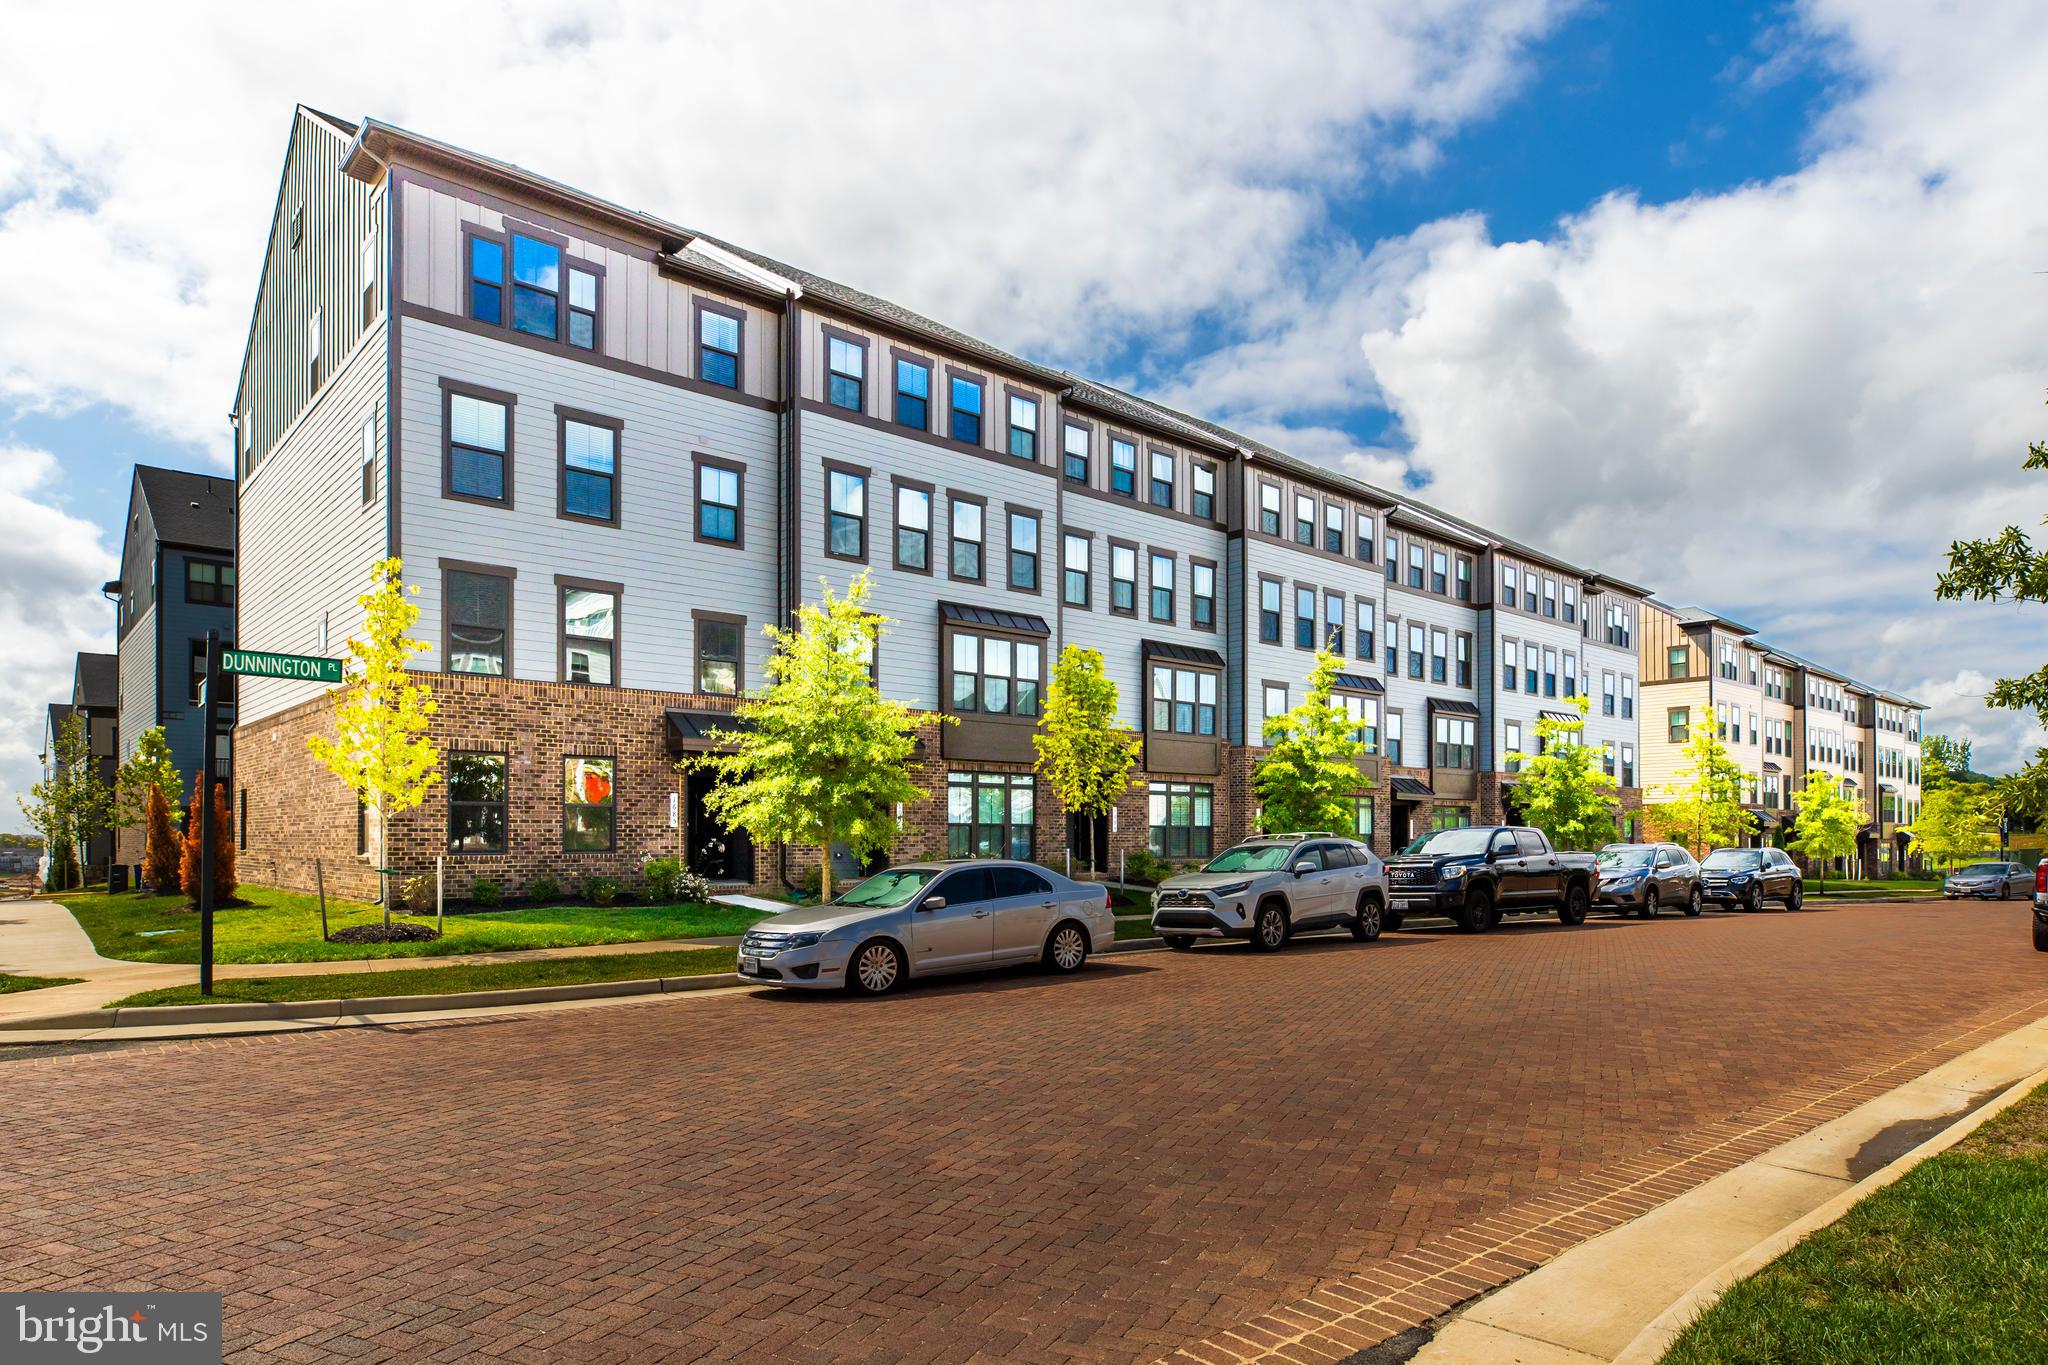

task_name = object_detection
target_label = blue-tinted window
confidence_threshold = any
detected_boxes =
[698,464,739,542]
[468,238,503,325]
[949,376,982,445]
[828,336,864,411]
[894,358,929,429]
[510,234,560,339]
[1110,439,1136,496]
[700,309,740,389]
[448,393,509,503]
[562,420,616,522]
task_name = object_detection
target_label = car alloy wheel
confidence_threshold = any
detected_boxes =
[848,939,904,995]
[1642,887,1659,920]
[1745,885,1762,913]
[1786,885,1804,912]
[1351,900,1382,942]
[1044,923,1088,972]
[1560,883,1589,926]
[1251,903,1289,951]
[1460,887,1493,934]
[1685,886,1703,917]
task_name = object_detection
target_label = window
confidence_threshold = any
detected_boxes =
[1456,634,1471,687]
[696,616,741,695]
[1621,744,1636,787]
[1150,666,1216,736]
[697,459,741,544]
[827,335,865,411]
[1408,623,1425,679]
[894,357,930,429]
[1385,711,1404,766]
[1431,551,1448,595]
[1063,423,1089,482]
[1111,543,1137,613]
[307,309,321,393]
[1008,395,1038,459]
[359,415,376,504]
[949,375,984,444]
[1542,578,1557,618]
[1111,439,1137,497]
[1621,676,1634,719]
[567,265,599,350]
[1259,481,1281,534]
[698,307,741,388]
[1192,561,1216,628]
[1295,587,1316,648]
[896,484,931,571]
[1352,796,1375,842]
[564,757,616,852]
[1543,648,1558,697]
[1503,566,1518,608]
[951,498,984,580]
[1431,807,1473,833]
[1325,503,1344,554]
[1010,511,1041,591]
[1259,578,1282,642]
[1295,494,1315,545]
[1669,708,1690,743]
[1504,720,1522,773]
[444,568,509,675]
[1385,618,1399,674]
[1322,591,1342,650]
[1263,684,1289,723]
[1456,557,1472,601]
[559,414,619,523]
[1563,651,1577,698]
[446,387,511,503]
[448,753,507,854]
[1603,672,1617,716]
[1408,542,1425,589]
[948,634,1041,716]
[1355,600,1376,660]
[1063,534,1090,607]
[827,468,867,560]
[357,230,380,323]
[1668,646,1689,680]
[1502,637,1518,691]
[1524,642,1539,694]
[186,559,236,607]
[561,584,618,685]
[187,640,208,706]
[1433,715,1475,770]
[1149,782,1213,859]
[291,202,303,248]
[1563,582,1578,624]
[1150,450,1175,507]
[947,773,1034,859]
[1146,548,1179,626]
[1356,512,1375,561]
[1192,463,1215,519]
[1602,741,1616,777]
[1430,629,1448,683]
[467,234,504,324]
[511,234,561,340]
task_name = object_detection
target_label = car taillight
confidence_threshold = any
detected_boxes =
[2037,863,2045,894]
[1097,887,1112,910]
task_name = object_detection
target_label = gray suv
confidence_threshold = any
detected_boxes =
[1151,833,1387,951]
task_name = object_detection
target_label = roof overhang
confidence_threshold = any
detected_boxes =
[1390,776,1433,798]
[665,708,753,754]
[1142,639,1225,670]
[1331,672,1385,695]
[1434,699,1483,717]
[939,601,1051,636]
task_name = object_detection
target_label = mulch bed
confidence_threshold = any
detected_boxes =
[326,923,444,945]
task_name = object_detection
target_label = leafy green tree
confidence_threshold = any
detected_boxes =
[1906,781,2002,873]
[19,712,114,889]
[691,573,930,901]
[1921,734,1972,789]
[307,557,440,923]
[1648,725,1754,857]
[1507,695,1618,851]
[1996,753,2048,830]
[1033,645,1141,870]
[1787,771,1863,894]
[115,723,183,831]
[1252,646,1365,834]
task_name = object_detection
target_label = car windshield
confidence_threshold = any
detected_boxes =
[1702,850,1763,870]
[833,868,939,907]
[1598,848,1654,869]
[1406,828,1496,857]
[1956,863,2007,876]
[1203,845,1294,873]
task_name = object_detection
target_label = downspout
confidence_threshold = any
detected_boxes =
[778,287,802,894]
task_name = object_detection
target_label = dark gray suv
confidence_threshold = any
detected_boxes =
[1596,843,1702,918]
[1152,833,1387,951]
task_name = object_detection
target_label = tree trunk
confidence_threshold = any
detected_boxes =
[818,815,835,903]
[373,796,389,930]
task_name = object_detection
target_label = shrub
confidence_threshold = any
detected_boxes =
[1122,850,1172,886]
[795,865,823,900]
[643,855,684,903]
[676,869,716,904]
[400,874,434,913]
[528,873,563,905]
[178,773,237,904]
[468,877,503,907]
[143,784,182,893]
[585,875,620,907]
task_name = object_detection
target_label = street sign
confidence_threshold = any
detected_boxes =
[220,648,342,684]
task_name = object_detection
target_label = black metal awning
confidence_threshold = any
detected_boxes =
[1752,810,1779,827]
[1332,672,1384,695]
[1142,639,1225,669]
[939,601,1051,636]
[1390,776,1433,799]
[665,708,754,753]
[1539,709,1579,725]
[1432,698,1482,716]
[1763,760,1783,774]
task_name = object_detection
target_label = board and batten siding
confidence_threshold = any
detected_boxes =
[117,603,158,764]
[398,317,779,691]
[396,178,781,401]
[1240,535,1390,739]
[237,324,392,725]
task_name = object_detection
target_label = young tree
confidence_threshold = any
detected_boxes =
[1787,771,1863,894]
[307,557,440,925]
[142,783,182,893]
[1033,645,1141,871]
[114,723,183,834]
[1921,733,1972,789]
[1507,695,1619,851]
[1252,646,1365,834]
[1906,782,2002,873]
[1647,726,1754,857]
[691,573,929,901]
[18,712,114,890]
[178,775,238,905]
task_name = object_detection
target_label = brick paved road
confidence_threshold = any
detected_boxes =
[3,901,2044,1363]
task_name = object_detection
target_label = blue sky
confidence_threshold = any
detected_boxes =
[1,0,2043,824]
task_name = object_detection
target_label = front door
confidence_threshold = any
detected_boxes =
[1391,802,1415,853]
[684,770,754,882]
[911,868,995,974]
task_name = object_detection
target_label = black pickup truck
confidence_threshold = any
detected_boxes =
[1383,825,1599,933]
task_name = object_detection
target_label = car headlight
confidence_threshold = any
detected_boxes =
[779,932,823,950]
[1729,873,1751,884]
[1208,881,1251,899]
[1442,864,1465,880]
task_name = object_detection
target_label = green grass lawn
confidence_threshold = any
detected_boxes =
[57,886,767,965]
[1663,1080,2048,1364]
[106,946,739,1008]
[0,972,84,995]
[1811,877,1941,895]
[1113,917,1159,941]
[1110,888,1154,916]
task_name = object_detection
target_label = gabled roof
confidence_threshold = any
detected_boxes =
[135,465,235,553]
[44,703,74,750]
[1672,605,1759,637]
[72,654,117,711]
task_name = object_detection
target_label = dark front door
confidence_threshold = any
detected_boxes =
[684,769,753,883]
[1391,801,1415,853]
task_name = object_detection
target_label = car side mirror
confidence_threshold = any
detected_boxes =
[1292,865,1312,878]
[1485,848,1500,863]
[918,896,946,912]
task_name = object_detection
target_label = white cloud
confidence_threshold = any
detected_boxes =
[1342,0,2048,770]
[0,445,117,829]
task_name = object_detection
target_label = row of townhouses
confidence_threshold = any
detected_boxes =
[75,106,1922,899]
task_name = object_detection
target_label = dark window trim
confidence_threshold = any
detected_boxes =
[693,297,746,391]
[1108,431,1140,499]
[1061,415,1093,485]
[438,558,516,678]
[447,748,510,857]
[1061,527,1094,611]
[564,256,607,353]
[1146,443,1178,510]
[563,754,620,853]
[1190,555,1218,633]
[460,221,509,327]
[556,574,624,687]
[1293,580,1318,652]
[184,557,236,607]
[892,476,936,576]
[1257,573,1284,643]
[1144,658,1222,737]
[359,411,378,506]
[1002,384,1042,464]
[691,452,746,550]
[439,377,518,509]
[947,489,988,584]
[944,364,988,450]
[822,322,870,415]
[940,620,1048,720]
[822,458,872,564]
[889,345,934,432]
[504,222,573,344]
[1004,502,1043,596]
[554,404,623,528]
[1190,460,1218,521]
[1146,544,1178,623]
[1107,536,1141,618]
[692,608,746,697]
[1257,479,1283,534]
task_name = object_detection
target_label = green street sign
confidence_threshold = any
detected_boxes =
[219,648,343,684]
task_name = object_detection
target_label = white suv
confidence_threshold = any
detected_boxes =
[1151,833,1388,951]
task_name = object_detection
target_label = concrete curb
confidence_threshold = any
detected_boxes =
[1614,1058,2048,1363]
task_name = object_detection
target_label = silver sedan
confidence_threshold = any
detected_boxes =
[737,860,1114,994]
[1943,861,2030,900]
